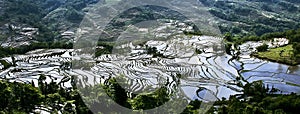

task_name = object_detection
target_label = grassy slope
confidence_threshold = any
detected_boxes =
[254,45,300,65]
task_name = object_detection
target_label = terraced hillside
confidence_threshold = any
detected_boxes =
[200,0,300,35]
[1,35,300,104]
[1,0,300,113]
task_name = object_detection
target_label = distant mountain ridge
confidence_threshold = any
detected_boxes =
[0,0,300,45]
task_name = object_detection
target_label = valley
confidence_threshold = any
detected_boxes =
[1,0,300,113]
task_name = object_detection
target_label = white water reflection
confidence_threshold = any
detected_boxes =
[0,38,300,101]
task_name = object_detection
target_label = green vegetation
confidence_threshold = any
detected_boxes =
[213,81,300,114]
[224,43,233,55]
[1,76,300,114]
[1,0,300,113]
[0,0,98,42]
[224,32,234,42]
[78,79,300,114]
[252,29,300,65]
[0,75,91,113]
[183,31,202,36]
[195,48,203,54]
[229,29,300,45]
[224,28,300,65]
[0,60,12,69]
[95,42,114,57]
[145,46,166,58]
[102,77,170,111]
[1,0,56,42]
[256,43,269,52]
[0,80,43,113]
[293,42,300,56]
[254,45,300,65]
[0,41,73,58]
[202,0,300,36]
[98,80,284,113]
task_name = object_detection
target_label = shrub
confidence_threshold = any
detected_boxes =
[256,43,268,52]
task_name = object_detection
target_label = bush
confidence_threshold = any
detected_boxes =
[0,60,12,69]
[256,43,268,52]
[293,43,300,56]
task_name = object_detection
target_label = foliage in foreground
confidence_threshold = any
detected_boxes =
[0,80,42,113]
[214,81,300,114]
[0,77,91,113]
[1,77,300,114]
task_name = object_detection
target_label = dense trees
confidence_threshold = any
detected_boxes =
[256,43,268,52]
[0,0,100,43]
[0,60,11,69]
[80,77,171,113]
[0,80,43,113]
[0,41,73,58]
[145,45,166,58]
[293,43,300,54]
[0,76,93,113]
[292,42,300,59]
[225,43,232,55]
[233,28,300,44]
[229,28,300,65]
[204,0,300,36]
[214,81,300,114]
[183,31,202,36]
[95,42,114,57]
[224,32,233,42]
[1,76,300,113]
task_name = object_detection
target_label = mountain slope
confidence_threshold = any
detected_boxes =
[0,0,300,46]
[0,0,100,43]
[200,0,300,36]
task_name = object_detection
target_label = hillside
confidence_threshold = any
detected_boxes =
[200,0,300,36]
[1,0,300,46]
[1,0,300,113]
[0,0,100,46]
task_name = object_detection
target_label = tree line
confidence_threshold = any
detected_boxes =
[2,75,300,113]
[225,28,300,59]
[0,41,73,58]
